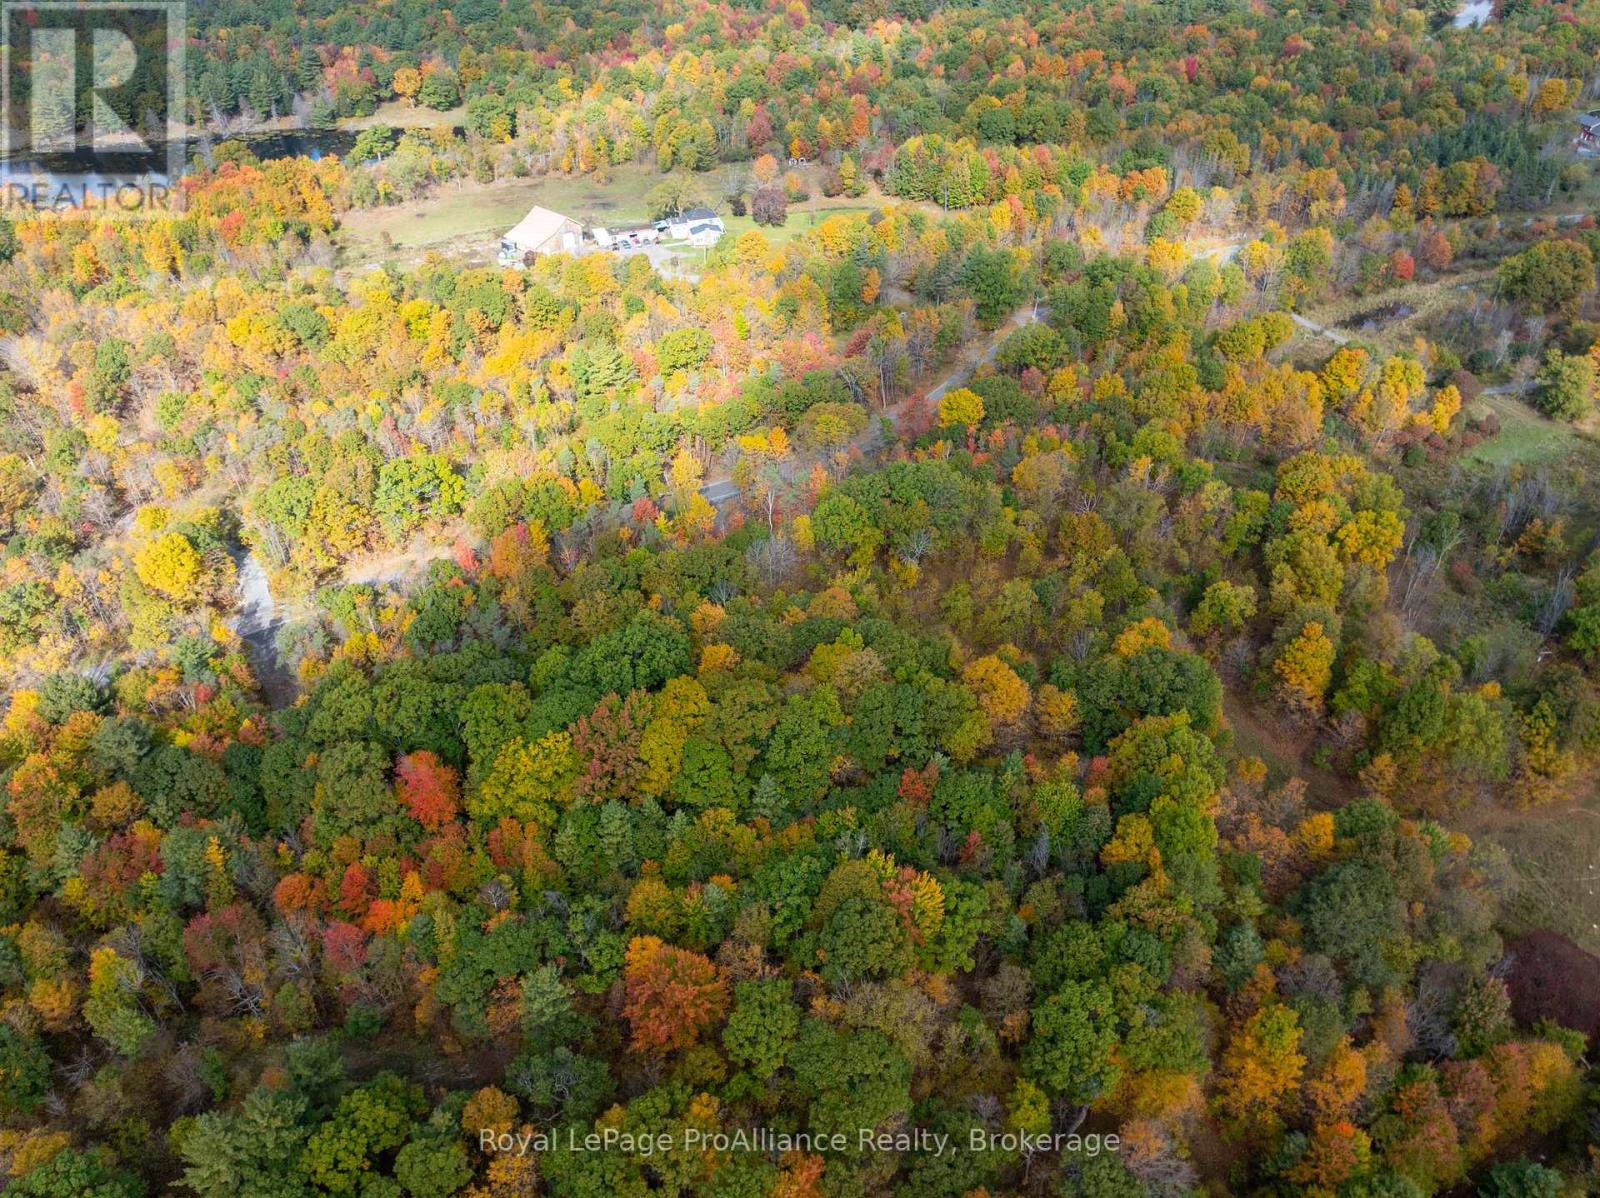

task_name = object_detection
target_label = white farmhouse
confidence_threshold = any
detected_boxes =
[666,206,724,242]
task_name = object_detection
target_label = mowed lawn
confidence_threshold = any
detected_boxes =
[1463,390,1600,468]
[338,175,642,258]
[723,206,875,246]
[337,162,883,262]
[338,99,466,131]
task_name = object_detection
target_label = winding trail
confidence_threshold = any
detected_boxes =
[926,301,1047,404]
[233,551,278,637]
[699,296,1050,513]
[230,549,300,705]
[1290,312,1351,345]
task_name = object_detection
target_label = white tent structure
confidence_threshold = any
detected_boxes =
[499,205,582,263]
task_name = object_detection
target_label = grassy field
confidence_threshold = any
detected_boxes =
[1463,790,1600,956]
[1280,272,1494,369]
[340,179,562,259]
[1463,391,1576,467]
[1288,265,1600,472]
[337,163,882,264]
[723,206,875,246]
[1297,269,1494,337]
[339,100,466,130]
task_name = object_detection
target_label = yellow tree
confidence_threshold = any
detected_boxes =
[1334,509,1404,572]
[1320,346,1370,404]
[1214,1003,1306,1135]
[1302,1037,1369,1123]
[1113,617,1172,657]
[392,67,421,106]
[667,445,705,494]
[962,654,1031,728]
[937,387,985,436]
[133,533,202,603]
[1273,621,1336,712]
[1425,383,1461,434]
[1531,77,1569,116]
[1034,684,1079,743]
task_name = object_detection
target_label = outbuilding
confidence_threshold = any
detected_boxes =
[499,205,582,263]
[1577,111,1600,153]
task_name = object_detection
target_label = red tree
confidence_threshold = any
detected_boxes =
[571,691,651,802]
[622,935,729,1055]
[323,921,369,975]
[395,750,460,829]
[746,106,773,149]
[1417,229,1453,273]
[751,187,788,227]
[183,903,270,1016]
[338,861,374,919]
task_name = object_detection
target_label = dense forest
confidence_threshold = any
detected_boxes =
[1,0,1600,1196]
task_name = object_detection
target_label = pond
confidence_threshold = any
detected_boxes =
[1453,0,1493,27]
[1350,302,1416,333]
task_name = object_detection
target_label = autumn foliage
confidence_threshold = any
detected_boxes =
[621,935,729,1055]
